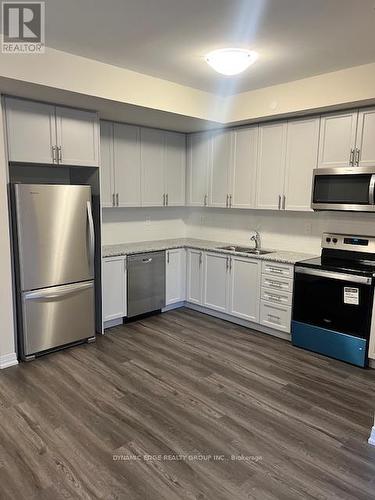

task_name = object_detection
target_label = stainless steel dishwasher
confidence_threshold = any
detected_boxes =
[127,251,166,317]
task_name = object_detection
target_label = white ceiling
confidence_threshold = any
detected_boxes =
[44,0,375,96]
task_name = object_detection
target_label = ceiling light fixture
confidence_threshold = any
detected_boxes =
[205,48,258,76]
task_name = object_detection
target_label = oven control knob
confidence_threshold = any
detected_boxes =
[332,238,338,244]
[326,237,331,243]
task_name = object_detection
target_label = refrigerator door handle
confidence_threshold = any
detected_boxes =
[24,281,93,300]
[87,200,95,273]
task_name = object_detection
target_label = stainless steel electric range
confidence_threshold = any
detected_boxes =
[292,233,375,367]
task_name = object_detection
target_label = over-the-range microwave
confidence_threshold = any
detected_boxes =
[311,166,375,212]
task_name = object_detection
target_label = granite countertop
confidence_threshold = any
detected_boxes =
[102,238,316,265]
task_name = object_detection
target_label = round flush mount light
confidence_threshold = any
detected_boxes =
[205,48,258,76]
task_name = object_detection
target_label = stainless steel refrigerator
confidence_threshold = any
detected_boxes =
[13,184,96,360]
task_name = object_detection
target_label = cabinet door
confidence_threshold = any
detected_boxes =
[356,108,375,168]
[102,257,127,322]
[369,323,375,361]
[229,257,260,322]
[165,132,186,206]
[186,249,203,304]
[187,132,210,206]
[5,97,56,164]
[283,117,319,212]
[114,123,141,207]
[209,130,232,207]
[317,111,357,168]
[230,126,258,209]
[166,249,186,305]
[255,122,287,210]
[203,252,228,313]
[100,121,114,208]
[56,106,99,166]
[141,128,165,207]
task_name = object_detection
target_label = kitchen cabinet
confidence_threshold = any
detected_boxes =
[141,128,165,206]
[203,252,229,312]
[187,132,211,206]
[283,117,320,211]
[228,256,260,322]
[355,108,375,167]
[186,249,204,304]
[99,121,114,207]
[102,256,127,323]
[369,327,375,361]
[209,130,233,208]
[230,126,258,209]
[113,123,142,207]
[166,248,186,305]
[5,97,99,167]
[55,106,99,166]
[317,110,357,168]
[255,122,287,210]
[164,132,186,206]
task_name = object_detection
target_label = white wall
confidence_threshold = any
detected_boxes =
[0,99,17,368]
[101,207,187,245]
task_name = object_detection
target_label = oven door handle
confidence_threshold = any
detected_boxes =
[369,174,375,205]
[295,267,373,285]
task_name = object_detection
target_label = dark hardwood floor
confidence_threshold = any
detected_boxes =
[1,308,375,499]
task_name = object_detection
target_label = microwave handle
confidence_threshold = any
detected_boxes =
[369,174,375,205]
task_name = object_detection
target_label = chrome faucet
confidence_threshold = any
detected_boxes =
[250,231,261,251]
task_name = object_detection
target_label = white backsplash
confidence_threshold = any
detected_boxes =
[102,206,375,254]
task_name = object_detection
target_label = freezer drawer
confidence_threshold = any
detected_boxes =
[21,281,95,357]
[127,251,165,317]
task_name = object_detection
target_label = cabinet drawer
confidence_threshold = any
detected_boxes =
[262,261,293,278]
[261,287,292,306]
[261,274,293,292]
[260,301,291,333]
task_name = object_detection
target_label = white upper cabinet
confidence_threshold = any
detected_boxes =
[255,122,287,210]
[186,249,204,305]
[203,252,228,312]
[5,97,100,167]
[187,132,211,206]
[228,257,260,322]
[5,97,57,164]
[166,248,186,305]
[141,128,165,207]
[283,117,320,211]
[99,121,114,208]
[318,110,357,168]
[231,126,258,209]
[55,106,99,166]
[114,123,141,207]
[164,132,186,206]
[355,108,375,167]
[209,130,233,208]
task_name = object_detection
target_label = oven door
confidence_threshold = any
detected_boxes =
[292,267,374,366]
[311,167,375,212]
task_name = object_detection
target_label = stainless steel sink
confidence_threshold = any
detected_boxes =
[218,245,274,255]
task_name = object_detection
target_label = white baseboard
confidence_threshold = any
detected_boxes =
[162,301,186,312]
[0,352,18,369]
[104,318,123,330]
[368,426,375,446]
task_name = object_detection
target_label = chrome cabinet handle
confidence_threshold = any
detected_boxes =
[349,148,355,166]
[226,257,229,271]
[116,193,119,206]
[163,193,165,206]
[204,194,208,206]
[278,195,281,210]
[142,258,153,263]
[51,146,57,163]
[166,193,168,206]
[226,194,229,208]
[355,148,360,166]
[58,146,62,162]
[229,194,232,208]
[229,257,232,272]
[282,195,286,210]
[199,252,203,266]
[112,193,115,207]
[167,251,170,264]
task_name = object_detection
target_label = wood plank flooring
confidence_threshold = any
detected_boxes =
[1,307,375,499]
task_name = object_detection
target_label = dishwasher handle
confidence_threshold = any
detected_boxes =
[142,257,153,263]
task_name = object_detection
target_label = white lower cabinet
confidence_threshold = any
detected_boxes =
[166,249,186,305]
[260,301,292,333]
[186,249,204,304]
[203,252,229,312]
[229,256,260,322]
[102,256,127,323]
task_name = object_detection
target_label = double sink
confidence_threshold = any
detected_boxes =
[218,245,274,256]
